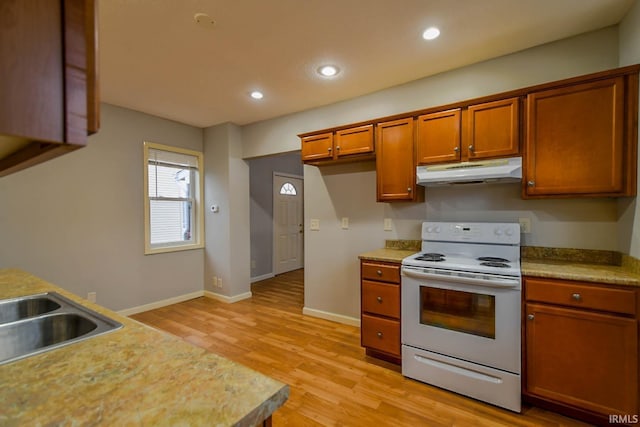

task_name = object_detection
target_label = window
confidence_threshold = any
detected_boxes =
[143,141,204,254]
[279,182,297,195]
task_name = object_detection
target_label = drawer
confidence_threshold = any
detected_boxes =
[361,314,400,356]
[362,280,400,318]
[361,262,400,283]
[525,277,637,316]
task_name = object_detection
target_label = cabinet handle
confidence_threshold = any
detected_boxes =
[453,146,459,152]
[376,332,383,338]
[468,145,475,153]
[336,146,341,150]
[376,296,383,303]
[407,187,412,192]
[328,147,332,152]
[376,270,382,276]
[527,314,535,320]
[527,180,535,187]
[572,293,582,301]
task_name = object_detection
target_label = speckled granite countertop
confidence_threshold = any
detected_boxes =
[521,259,640,287]
[0,269,289,426]
[358,240,421,263]
[521,247,640,287]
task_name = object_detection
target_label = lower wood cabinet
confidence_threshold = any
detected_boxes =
[524,277,639,424]
[360,260,401,364]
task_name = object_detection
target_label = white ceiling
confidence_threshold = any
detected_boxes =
[99,0,635,128]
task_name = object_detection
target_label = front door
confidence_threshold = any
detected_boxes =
[273,174,303,275]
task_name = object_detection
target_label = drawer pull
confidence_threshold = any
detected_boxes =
[527,314,535,320]
[376,270,382,276]
[376,332,383,338]
[572,293,582,301]
[376,296,383,303]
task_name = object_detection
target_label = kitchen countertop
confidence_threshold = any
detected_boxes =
[359,242,640,287]
[521,258,640,287]
[359,239,420,263]
[0,269,289,426]
[358,248,417,263]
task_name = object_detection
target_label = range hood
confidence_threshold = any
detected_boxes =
[417,157,522,186]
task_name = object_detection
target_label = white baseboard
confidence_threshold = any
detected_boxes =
[251,273,275,283]
[118,290,204,316]
[204,290,252,303]
[302,307,361,327]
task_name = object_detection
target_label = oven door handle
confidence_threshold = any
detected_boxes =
[402,267,520,289]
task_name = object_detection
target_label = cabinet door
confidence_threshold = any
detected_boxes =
[0,0,65,143]
[0,0,98,177]
[376,118,417,201]
[416,109,461,165]
[525,303,638,415]
[466,97,520,160]
[335,124,374,157]
[301,132,333,161]
[525,77,625,197]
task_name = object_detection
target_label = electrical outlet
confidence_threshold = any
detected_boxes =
[519,217,532,234]
[213,276,218,287]
[87,292,96,303]
[384,218,393,231]
[217,278,222,288]
[251,259,256,269]
[341,217,349,229]
[310,219,320,231]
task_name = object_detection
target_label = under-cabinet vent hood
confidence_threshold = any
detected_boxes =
[417,157,522,186]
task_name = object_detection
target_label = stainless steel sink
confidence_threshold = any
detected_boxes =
[0,294,61,324]
[0,292,122,365]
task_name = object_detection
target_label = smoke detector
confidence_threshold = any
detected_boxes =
[194,13,215,29]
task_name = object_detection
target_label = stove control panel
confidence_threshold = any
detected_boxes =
[422,222,520,245]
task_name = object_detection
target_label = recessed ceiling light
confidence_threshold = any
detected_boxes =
[318,65,340,77]
[422,27,440,40]
[250,91,264,100]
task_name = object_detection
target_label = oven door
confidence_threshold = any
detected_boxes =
[401,266,521,374]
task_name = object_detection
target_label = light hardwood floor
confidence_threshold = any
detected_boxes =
[131,269,590,426]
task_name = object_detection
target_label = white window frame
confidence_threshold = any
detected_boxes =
[143,141,205,255]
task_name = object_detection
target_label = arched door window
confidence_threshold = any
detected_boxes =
[279,182,297,196]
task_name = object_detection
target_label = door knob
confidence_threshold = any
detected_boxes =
[468,145,475,153]
[453,146,459,152]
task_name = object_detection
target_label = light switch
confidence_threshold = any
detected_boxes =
[310,219,320,231]
[341,217,349,229]
[384,218,393,231]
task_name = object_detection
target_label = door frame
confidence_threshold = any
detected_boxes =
[272,172,304,276]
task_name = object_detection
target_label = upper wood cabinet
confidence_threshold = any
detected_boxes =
[301,124,374,164]
[466,97,520,159]
[301,132,334,162]
[0,0,99,177]
[376,118,421,202]
[416,97,520,165]
[416,109,461,164]
[524,75,637,198]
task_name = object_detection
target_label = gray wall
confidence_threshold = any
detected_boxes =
[0,104,205,310]
[203,123,251,297]
[241,27,623,322]
[618,0,640,257]
[248,152,303,279]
